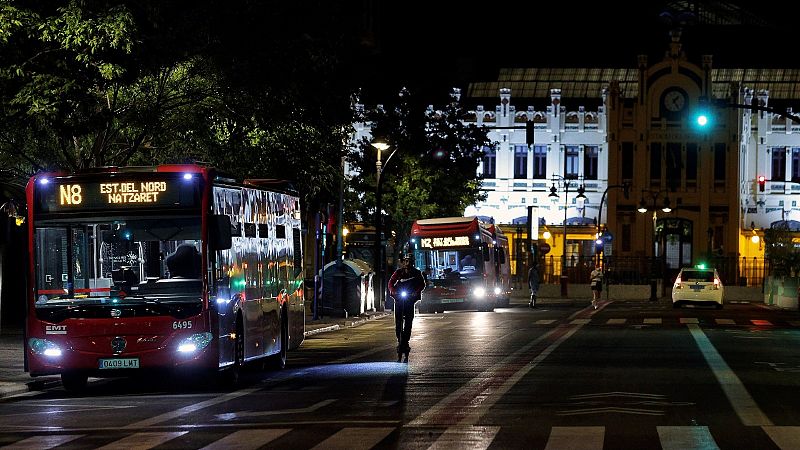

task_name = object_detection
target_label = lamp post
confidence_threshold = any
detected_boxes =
[548,177,586,297]
[637,189,672,301]
[372,140,398,311]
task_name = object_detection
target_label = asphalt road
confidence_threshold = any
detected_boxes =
[1,299,799,449]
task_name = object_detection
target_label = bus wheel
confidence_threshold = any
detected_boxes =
[266,310,288,370]
[61,372,88,392]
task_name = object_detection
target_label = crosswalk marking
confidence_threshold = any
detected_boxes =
[310,427,393,450]
[762,425,800,449]
[6,426,800,449]
[570,319,591,325]
[199,429,291,450]
[657,426,719,450]
[1,434,84,450]
[606,318,626,324]
[679,318,699,324]
[643,318,662,324]
[96,431,187,450]
[427,425,499,450]
[715,318,736,325]
[544,426,604,450]
[535,319,556,324]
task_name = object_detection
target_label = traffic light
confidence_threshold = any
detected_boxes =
[693,96,712,130]
[758,175,766,192]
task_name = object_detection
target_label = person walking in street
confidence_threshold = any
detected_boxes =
[590,263,603,309]
[387,253,426,363]
[527,264,540,308]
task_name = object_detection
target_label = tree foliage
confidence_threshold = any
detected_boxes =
[346,88,490,255]
[0,0,360,214]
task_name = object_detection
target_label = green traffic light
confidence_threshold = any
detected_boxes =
[696,115,708,126]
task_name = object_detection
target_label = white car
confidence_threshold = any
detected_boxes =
[672,267,724,309]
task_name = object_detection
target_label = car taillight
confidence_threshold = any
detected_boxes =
[674,276,682,288]
[713,278,720,289]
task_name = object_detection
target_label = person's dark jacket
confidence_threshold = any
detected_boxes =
[387,266,426,302]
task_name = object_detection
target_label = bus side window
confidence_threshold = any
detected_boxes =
[482,243,490,261]
[210,215,233,250]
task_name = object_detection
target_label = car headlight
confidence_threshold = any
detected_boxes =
[29,338,62,357]
[177,332,213,353]
[473,287,486,298]
[494,286,502,295]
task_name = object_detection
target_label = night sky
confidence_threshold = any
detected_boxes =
[357,1,795,103]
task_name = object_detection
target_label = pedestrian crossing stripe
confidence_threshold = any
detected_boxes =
[527,317,796,327]
[3,425,800,450]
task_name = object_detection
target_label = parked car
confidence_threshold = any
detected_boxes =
[672,266,724,309]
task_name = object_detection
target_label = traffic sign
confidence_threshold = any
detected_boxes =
[539,242,551,255]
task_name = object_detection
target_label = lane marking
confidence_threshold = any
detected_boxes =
[687,324,773,426]
[643,318,661,324]
[410,306,591,426]
[606,318,626,325]
[96,431,187,450]
[427,425,499,450]
[199,429,291,450]
[1,434,84,450]
[216,399,336,419]
[309,427,393,450]
[544,426,604,450]
[535,319,557,325]
[715,319,736,325]
[657,426,720,450]
[680,318,699,324]
[762,426,800,450]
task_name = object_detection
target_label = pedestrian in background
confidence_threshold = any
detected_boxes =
[387,253,425,363]
[527,264,540,308]
[590,263,603,309]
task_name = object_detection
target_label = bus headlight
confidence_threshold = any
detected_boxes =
[400,290,408,299]
[29,338,62,357]
[473,287,486,298]
[177,332,213,353]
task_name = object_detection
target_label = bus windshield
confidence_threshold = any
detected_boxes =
[34,217,202,307]
[417,248,484,282]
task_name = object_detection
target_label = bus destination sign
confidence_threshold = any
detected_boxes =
[419,236,470,248]
[36,177,201,213]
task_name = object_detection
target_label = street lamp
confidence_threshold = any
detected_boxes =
[372,139,398,311]
[548,177,586,297]
[637,189,673,301]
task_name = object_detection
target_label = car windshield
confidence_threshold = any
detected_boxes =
[34,217,202,307]
[681,270,715,282]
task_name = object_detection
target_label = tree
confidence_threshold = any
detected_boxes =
[764,222,800,278]
[346,88,491,259]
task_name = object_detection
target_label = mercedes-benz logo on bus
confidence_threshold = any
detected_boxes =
[111,337,126,354]
[110,309,122,318]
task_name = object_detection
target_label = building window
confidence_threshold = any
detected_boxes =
[621,142,633,181]
[772,147,786,181]
[650,143,661,182]
[792,147,800,183]
[565,145,579,179]
[714,143,726,182]
[686,143,697,183]
[621,223,631,252]
[514,145,528,179]
[482,146,496,178]
[584,145,599,180]
[532,145,547,179]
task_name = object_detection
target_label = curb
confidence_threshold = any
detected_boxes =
[303,311,393,337]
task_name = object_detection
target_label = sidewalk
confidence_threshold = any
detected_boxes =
[0,310,393,399]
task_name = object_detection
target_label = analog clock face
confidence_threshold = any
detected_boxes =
[664,90,686,112]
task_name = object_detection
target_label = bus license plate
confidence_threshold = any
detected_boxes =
[98,358,139,369]
[441,298,464,303]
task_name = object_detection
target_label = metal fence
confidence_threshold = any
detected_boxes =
[514,255,769,288]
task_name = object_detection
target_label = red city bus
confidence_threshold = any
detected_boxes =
[25,164,304,390]
[410,217,510,313]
